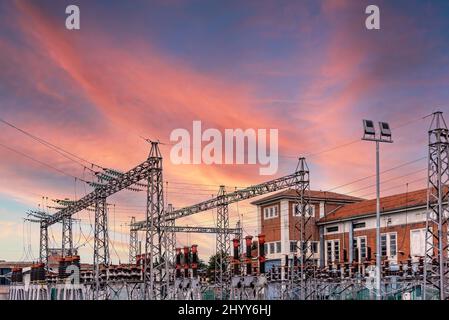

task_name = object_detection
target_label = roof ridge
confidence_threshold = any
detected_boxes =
[319,187,430,222]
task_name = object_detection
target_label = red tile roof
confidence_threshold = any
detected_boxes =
[319,188,429,223]
[251,188,363,205]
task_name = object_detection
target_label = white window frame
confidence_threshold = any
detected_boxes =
[353,236,367,263]
[325,239,340,265]
[269,242,275,254]
[326,225,339,234]
[276,241,281,253]
[381,232,397,262]
[410,228,426,259]
[263,205,279,220]
[309,241,319,254]
[292,203,315,217]
[290,241,298,253]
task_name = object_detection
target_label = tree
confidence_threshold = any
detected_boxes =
[206,251,229,280]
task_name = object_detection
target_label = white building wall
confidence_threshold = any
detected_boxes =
[257,205,262,235]
[323,208,427,236]
[280,199,290,256]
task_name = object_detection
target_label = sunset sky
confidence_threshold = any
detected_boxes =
[1,0,449,263]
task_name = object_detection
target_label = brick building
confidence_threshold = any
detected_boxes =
[251,188,432,268]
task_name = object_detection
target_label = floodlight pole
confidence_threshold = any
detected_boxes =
[375,140,381,300]
[362,120,392,300]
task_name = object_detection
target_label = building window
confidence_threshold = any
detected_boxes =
[390,233,397,257]
[310,242,318,254]
[325,240,340,265]
[290,241,297,253]
[381,232,397,260]
[264,205,279,220]
[293,203,315,217]
[264,243,268,255]
[381,234,387,257]
[353,236,367,262]
[353,222,366,229]
[269,242,275,254]
[326,226,338,233]
[276,242,281,253]
[410,228,426,258]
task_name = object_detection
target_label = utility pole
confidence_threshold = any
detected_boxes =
[424,111,449,300]
[294,157,312,299]
[143,141,167,300]
[362,119,393,300]
[129,217,138,264]
[93,195,109,300]
[39,220,49,266]
[166,204,176,273]
[215,185,230,299]
[61,215,73,257]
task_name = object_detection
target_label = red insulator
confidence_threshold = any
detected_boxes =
[191,245,198,278]
[232,238,240,275]
[258,234,266,274]
[183,246,190,278]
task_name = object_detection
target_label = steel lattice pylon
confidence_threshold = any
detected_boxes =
[129,216,138,264]
[215,185,231,299]
[424,111,449,300]
[143,142,168,300]
[39,220,49,266]
[166,204,176,272]
[61,215,73,257]
[93,195,109,299]
[293,157,313,300]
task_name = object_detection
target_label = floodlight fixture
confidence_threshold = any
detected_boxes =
[379,122,392,140]
[363,119,376,137]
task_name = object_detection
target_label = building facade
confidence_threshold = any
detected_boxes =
[251,190,362,268]
[252,188,432,268]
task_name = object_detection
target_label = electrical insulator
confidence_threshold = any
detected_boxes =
[183,246,190,278]
[191,245,198,278]
[232,238,240,275]
[245,236,253,275]
[258,234,266,274]
[175,248,182,278]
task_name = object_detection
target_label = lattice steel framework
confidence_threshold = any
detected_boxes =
[133,170,313,230]
[129,216,138,264]
[44,157,159,226]
[166,204,176,270]
[143,142,168,300]
[215,185,231,299]
[25,210,50,267]
[61,215,73,257]
[133,225,241,235]
[293,157,313,300]
[93,195,109,299]
[424,111,449,300]
[39,220,49,265]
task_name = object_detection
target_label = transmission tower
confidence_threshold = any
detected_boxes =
[39,220,49,266]
[129,216,138,264]
[93,195,109,299]
[215,185,230,299]
[424,111,449,300]
[294,157,313,300]
[166,204,176,270]
[61,215,73,257]
[143,141,168,300]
